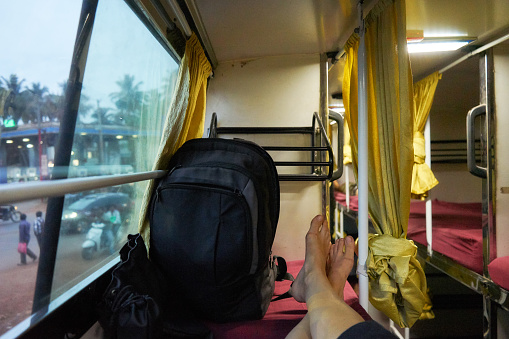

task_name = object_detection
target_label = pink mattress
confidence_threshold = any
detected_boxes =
[206,260,369,338]
[334,191,359,211]
[334,193,484,274]
[407,200,483,274]
[488,256,509,291]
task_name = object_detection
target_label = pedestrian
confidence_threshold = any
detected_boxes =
[34,211,45,250]
[18,213,37,265]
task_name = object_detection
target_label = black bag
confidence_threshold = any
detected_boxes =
[98,233,164,339]
[98,233,212,339]
[149,138,282,322]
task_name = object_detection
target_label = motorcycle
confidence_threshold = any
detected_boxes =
[81,220,121,260]
[1,205,21,222]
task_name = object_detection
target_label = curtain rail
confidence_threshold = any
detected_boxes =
[439,32,509,74]
[0,170,168,205]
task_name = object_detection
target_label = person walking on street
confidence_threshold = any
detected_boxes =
[34,211,44,250]
[18,213,37,265]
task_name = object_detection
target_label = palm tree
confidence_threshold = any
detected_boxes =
[26,82,49,123]
[90,100,113,125]
[109,75,143,126]
[1,74,26,123]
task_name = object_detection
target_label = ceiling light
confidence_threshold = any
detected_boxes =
[23,138,30,142]
[6,140,13,144]
[116,135,123,139]
[407,38,474,54]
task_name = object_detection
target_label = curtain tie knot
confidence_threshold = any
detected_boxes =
[413,131,425,164]
[367,234,417,286]
[367,234,427,327]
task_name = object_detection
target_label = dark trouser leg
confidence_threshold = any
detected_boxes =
[20,252,27,264]
[26,247,37,261]
[35,234,42,249]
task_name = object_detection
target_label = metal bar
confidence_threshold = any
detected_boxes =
[425,117,433,256]
[320,53,330,218]
[215,126,314,134]
[184,0,218,67]
[274,161,330,166]
[357,1,369,311]
[208,112,218,138]
[263,146,329,151]
[278,174,330,181]
[0,170,167,205]
[32,0,98,314]
[439,33,509,74]
[165,0,192,37]
[329,110,344,181]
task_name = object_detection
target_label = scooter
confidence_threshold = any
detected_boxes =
[82,220,118,260]
[1,205,21,222]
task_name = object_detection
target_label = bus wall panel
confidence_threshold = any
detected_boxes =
[494,44,509,258]
[204,54,322,260]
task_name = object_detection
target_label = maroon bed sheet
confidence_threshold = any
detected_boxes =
[206,260,369,339]
[334,192,484,274]
[407,199,483,274]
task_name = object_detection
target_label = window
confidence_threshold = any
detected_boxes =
[0,0,179,335]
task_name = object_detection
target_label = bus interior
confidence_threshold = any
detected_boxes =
[1,0,509,338]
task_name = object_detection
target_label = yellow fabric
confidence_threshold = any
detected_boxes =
[342,0,429,328]
[411,72,441,199]
[138,33,212,250]
[343,120,352,165]
[368,234,427,327]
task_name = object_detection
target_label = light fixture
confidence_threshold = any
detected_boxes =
[22,138,30,142]
[407,37,474,54]
[27,144,34,148]
[6,140,13,144]
[116,135,123,139]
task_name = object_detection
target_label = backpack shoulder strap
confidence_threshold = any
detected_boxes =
[271,256,295,302]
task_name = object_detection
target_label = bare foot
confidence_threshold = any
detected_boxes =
[288,215,330,302]
[327,236,355,299]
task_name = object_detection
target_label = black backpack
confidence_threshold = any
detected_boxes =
[149,138,282,322]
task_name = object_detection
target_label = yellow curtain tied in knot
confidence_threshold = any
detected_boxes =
[411,131,438,198]
[343,0,432,327]
[368,234,427,328]
[411,71,441,199]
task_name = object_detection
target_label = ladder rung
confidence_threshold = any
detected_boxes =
[263,146,328,151]
[278,174,330,181]
[274,161,330,166]
[216,126,314,134]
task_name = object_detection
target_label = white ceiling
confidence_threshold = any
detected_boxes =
[185,0,509,96]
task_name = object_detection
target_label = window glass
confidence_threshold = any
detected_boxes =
[0,1,81,335]
[0,0,179,334]
[52,0,178,299]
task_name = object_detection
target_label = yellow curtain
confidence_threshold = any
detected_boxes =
[343,0,428,328]
[411,72,441,199]
[343,120,353,165]
[138,33,212,249]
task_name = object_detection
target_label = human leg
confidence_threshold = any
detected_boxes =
[19,252,27,265]
[286,215,363,339]
[26,246,37,261]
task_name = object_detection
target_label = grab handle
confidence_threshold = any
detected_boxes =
[328,111,344,181]
[466,104,486,178]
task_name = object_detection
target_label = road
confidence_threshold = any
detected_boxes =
[0,199,122,335]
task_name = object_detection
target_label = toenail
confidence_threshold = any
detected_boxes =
[346,236,353,244]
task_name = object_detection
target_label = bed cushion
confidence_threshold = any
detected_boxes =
[488,256,509,291]
[206,260,369,338]
[407,200,483,274]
